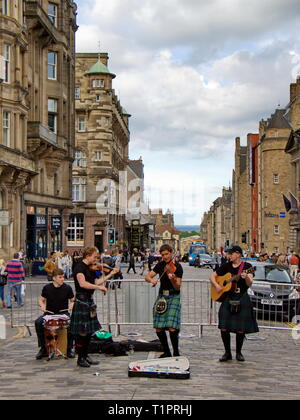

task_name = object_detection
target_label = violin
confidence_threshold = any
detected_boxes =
[89,262,114,274]
[164,259,177,276]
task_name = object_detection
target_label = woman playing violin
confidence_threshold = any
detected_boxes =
[145,244,183,358]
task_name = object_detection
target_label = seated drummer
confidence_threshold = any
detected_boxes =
[35,268,75,360]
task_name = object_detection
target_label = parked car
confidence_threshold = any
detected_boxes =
[196,253,214,269]
[248,262,300,322]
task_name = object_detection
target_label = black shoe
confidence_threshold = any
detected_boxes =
[236,352,245,362]
[67,350,75,358]
[159,352,172,358]
[219,352,232,362]
[173,352,180,357]
[85,355,100,365]
[36,348,48,360]
[77,357,90,368]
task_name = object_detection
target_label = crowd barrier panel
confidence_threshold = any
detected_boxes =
[8,279,300,337]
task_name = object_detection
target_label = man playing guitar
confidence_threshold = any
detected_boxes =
[210,245,258,362]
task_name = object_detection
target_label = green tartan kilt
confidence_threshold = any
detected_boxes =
[69,298,101,335]
[218,292,259,334]
[153,294,181,330]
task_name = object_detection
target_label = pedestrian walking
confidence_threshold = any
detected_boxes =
[0,259,7,308]
[127,253,136,274]
[58,250,72,279]
[210,245,258,362]
[5,253,25,308]
[289,252,299,281]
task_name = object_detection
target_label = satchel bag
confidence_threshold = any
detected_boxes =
[155,296,168,314]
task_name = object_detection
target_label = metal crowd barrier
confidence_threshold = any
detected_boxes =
[8,279,300,337]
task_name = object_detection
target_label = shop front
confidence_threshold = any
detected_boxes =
[26,206,63,260]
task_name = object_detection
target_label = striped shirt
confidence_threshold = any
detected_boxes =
[5,259,25,283]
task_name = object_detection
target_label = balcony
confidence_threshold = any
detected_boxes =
[27,122,66,159]
[24,1,61,46]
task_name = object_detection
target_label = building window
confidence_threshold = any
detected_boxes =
[73,150,87,168]
[3,111,10,147]
[75,88,80,99]
[72,177,87,202]
[48,51,57,80]
[96,94,101,102]
[3,0,9,15]
[67,214,84,246]
[93,151,102,162]
[274,225,279,235]
[48,3,57,26]
[273,174,279,184]
[48,98,58,133]
[3,44,10,83]
[77,116,86,132]
[92,79,104,88]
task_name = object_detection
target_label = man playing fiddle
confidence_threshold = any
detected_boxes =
[70,246,119,367]
[145,244,183,358]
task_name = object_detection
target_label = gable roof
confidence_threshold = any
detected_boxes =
[266,109,292,130]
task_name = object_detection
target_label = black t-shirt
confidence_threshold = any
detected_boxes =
[41,283,74,314]
[216,261,253,294]
[153,260,183,294]
[73,260,97,296]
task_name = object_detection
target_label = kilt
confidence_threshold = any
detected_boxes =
[218,292,259,334]
[69,297,101,335]
[153,294,181,330]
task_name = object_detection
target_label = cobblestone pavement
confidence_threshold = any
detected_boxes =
[0,264,299,400]
[0,324,299,400]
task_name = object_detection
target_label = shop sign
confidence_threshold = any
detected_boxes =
[51,216,62,230]
[36,214,47,227]
[0,211,9,226]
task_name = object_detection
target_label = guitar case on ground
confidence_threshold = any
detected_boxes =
[128,356,190,379]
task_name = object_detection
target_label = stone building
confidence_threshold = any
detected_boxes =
[257,109,292,254]
[247,133,260,253]
[284,76,300,250]
[231,137,250,251]
[154,225,180,253]
[66,52,130,253]
[0,0,77,260]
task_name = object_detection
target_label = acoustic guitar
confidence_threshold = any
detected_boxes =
[210,266,256,302]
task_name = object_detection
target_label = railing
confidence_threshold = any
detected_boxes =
[8,279,300,337]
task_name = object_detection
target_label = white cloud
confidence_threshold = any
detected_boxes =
[75,0,300,223]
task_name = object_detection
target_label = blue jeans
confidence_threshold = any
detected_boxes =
[0,285,4,302]
[6,282,23,307]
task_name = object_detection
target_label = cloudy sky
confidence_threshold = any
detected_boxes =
[75,0,300,226]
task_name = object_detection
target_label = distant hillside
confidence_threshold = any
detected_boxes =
[175,225,200,232]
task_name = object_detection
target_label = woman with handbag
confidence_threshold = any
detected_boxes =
[210,245,258,362]
[0,259,7,308]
